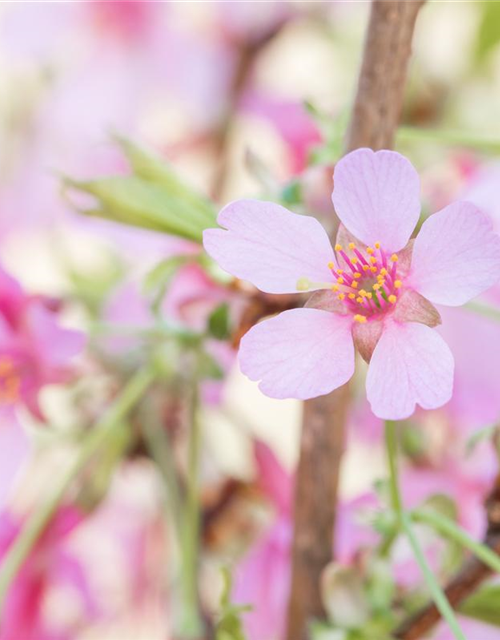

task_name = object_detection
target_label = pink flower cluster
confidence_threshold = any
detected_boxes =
[204,148,500,419]
[0,266,84,421]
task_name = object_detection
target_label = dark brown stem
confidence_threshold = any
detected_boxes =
[394,475,500,640]
[286,3,425,639]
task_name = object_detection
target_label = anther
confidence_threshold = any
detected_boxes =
[337,277,344,284]
[370,266,378,273]
[366,247,374,255]
[354,314,367,323]
[388,294,397,304]
[351,281,358,289]
[336,269,343,275]
[348,242,356,250]
[335,244,343,252]
[338,293,345,301]
[356,296,363,304]
[328,261,334,269]
[354,273,361,279]
[369,256,377,264]
[390,254,398,262]
[394,280,402,289]
[348,293,356,299]
[374,241,381,249]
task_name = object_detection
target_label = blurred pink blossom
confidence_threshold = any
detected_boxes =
[0,267,84,420]
[233,441,377,640]
[0,506,97,640]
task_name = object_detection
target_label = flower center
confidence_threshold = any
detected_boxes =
[0,356,21,404]
[328,242,402,322]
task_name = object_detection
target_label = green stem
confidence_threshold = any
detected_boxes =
[0,367,155,614]
[384,421,466,640]
[141,404,183,542]
[385,420,403,517]
[401,513,466,640]
[464,302,500,323]
[412,508,500,575]
[177,381,204,638]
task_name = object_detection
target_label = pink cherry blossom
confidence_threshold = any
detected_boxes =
[0,266,84,420]
[204,148,500,420]
[0,506,98,640]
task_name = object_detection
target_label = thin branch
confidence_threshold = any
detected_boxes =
[286,2,425,639]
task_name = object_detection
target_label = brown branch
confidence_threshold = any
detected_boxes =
[286,2,425,639]
[394,475,500,640]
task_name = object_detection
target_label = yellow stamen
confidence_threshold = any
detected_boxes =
[354,314,367,323]
[369,256,377,264]
[394,280,402,289]
[388,294,397,304]
[379,268,388,276]
[336,269,343,275]
[390,254,398,263]
[372,284,381,291]
[328,261,334,270]
[338,293,345,301]
[362,265,369,272]
[366,247,374,255]
[359,289,367,297]
[348,293,356,299]
[337,277,344,284]
[348,242,356,250]
[351,257,358,264]
[356,296,363,304]
[370,266,378,273]
[374,241,381,249]
[335,244,342,252]
[351,281,358,289]
[366,292,373,299]
[353,272,362,279]
[331,285,339,292]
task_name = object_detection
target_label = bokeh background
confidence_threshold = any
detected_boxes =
[2,2,500,639]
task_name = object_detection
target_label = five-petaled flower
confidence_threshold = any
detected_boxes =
[203,148,500,419]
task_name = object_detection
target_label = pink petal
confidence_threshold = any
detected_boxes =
[203,199,335,294]
[239,309,354,399]
[254,440,292,515]
[408,201,500,306]
[366,321,454,420]
[332,148,420,252]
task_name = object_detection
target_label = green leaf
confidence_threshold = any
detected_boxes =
[198,350,224,380]
[63,174,216,243]
[215,567,250,640]
[460,585,500,627]
[208,303,231,340]
[475,1,500,65]
[114,135,216,222]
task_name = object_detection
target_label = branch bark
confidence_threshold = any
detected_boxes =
[286,2,425,639]
[394,474,500,640]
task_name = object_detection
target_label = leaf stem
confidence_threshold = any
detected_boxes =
[384,421,466,640]
[412,508,500,575]
[176,380,204,638]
